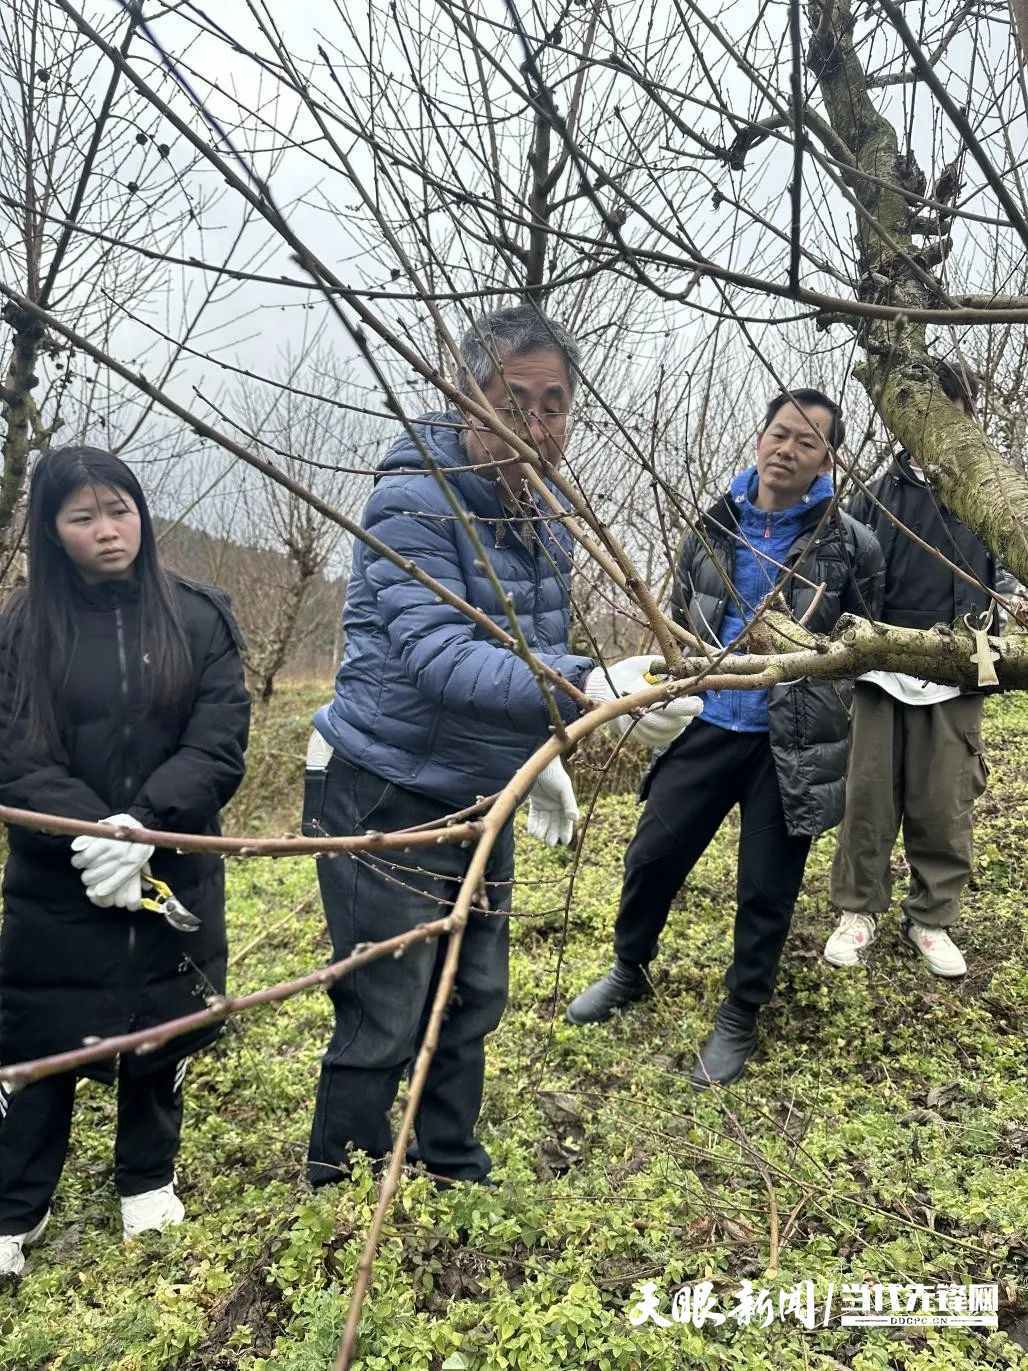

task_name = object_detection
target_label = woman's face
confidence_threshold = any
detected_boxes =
[54,483,142,583]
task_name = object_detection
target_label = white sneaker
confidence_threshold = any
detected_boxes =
[901,919,967,977]
[0,1210,50,1278]
[824,912,877,967]
[121,1182,185,1241]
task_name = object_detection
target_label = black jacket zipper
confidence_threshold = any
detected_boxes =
[115,606,139,1003]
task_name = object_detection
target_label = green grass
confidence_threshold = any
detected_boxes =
[2,688,1027,1370]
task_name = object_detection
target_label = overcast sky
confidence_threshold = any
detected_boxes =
[17,0,1024,520]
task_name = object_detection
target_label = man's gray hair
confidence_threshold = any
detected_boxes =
[457,303,580,397]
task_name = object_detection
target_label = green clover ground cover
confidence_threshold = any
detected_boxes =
[2,688,1027,1370]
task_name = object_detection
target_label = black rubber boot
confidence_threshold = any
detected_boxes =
[690,997,759,1089]
[565,957,650,1025]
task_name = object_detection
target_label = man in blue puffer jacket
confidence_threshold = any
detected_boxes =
[304,305,700,1187]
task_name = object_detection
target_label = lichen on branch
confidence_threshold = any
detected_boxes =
[675,613,1028,691]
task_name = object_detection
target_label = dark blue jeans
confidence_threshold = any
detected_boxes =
[304,755,513,1185]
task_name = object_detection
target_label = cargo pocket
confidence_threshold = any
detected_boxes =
[962,729,990,803]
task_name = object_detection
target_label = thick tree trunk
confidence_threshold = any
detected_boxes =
[806,0,1028,587]
[864,373,1028,580]
[249,564,317,703]
[1012,0,1028,63]
[0,306,46,563]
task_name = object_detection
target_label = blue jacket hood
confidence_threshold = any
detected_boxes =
[375,412,500,515]
[730,464,834,516]
[376,413,465,475]
[376,411,565,524]
[699,465,835,737]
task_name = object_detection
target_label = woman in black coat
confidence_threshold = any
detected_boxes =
[0,446,250,1275]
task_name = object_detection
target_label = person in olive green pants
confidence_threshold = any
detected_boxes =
[826,356,1004,978]
[827,681,988,976]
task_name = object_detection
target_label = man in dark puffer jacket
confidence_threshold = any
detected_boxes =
[566,389,884,1088]
[305,305,699,1186]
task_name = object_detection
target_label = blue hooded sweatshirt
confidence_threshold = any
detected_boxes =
[314,413,594,807]
[700,465,835,733]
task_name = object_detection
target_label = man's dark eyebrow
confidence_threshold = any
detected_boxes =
[773,416,822,433]
[507,382,568,397]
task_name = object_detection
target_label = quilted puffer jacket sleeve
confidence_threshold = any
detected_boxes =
[0,623,110,855]
[0,732,111,856]
[364,478,593,728]
[669,529,697,629]
[847,487,874,528]
[840,517,886,620]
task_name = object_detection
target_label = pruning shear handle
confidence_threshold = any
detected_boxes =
[141,871,201,933]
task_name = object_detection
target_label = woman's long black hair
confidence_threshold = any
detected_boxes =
[4,446,193,750]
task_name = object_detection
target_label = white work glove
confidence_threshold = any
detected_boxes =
[86,869,145,912]
[526,757,580,847]
[70,814,154,906]
[584,655,703,749]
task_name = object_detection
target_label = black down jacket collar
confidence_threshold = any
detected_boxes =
[0,575,250,1078]
[669,489,885,836]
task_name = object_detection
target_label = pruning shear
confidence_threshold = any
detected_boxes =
[141,869,201,933]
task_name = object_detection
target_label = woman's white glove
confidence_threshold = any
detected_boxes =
[85,869,145,911]
[70,813,154,906]
[526,757,580,847]
[584,656,703,749]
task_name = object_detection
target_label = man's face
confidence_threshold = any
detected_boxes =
[755,400,835,507]
[463,347,572,497]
